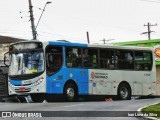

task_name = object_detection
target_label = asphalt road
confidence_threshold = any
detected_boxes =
[0,98,160,120]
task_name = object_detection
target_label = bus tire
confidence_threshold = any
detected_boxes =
[118,83,131,100]
[64,82,78,102]
[31,94,44,103]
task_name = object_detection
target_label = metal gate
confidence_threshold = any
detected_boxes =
[0,74,8,98]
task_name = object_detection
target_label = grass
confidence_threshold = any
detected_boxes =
[141,103,160,119]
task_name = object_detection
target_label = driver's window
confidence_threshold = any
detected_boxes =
[46,45,63,75]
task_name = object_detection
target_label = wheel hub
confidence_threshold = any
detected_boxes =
[120,87,128,99]
[67,88,74,98]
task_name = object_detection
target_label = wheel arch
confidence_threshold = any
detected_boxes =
[63,79,79,93]
[117,81,132,95]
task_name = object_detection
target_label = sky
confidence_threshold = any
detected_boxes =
[0,0,160,44]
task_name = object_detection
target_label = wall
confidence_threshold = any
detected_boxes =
[0,44,9,66]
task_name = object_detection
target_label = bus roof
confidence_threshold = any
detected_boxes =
[10,40,153,51]
[48,41,87,47]
[48,41,152,51]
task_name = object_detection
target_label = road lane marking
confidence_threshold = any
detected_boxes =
[64,104,84,108]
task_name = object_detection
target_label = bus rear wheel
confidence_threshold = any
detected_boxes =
[118,83,131,100]
[64,83,78,102]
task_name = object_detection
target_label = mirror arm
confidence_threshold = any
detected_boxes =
[4,52,9,67]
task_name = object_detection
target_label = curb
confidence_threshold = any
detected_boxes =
[137,103,160,120]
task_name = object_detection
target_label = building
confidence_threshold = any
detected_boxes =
[0,35,26,68]
[0,35,26,100]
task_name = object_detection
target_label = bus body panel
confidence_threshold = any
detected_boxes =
[88,69,156,96]
[8,72,46,95]
[46,68,89,94]
[46,41,89,95]
[8,41,46,95]
[63,68,89,94]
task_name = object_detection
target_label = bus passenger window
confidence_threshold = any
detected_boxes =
[116,50,134,70]
[83,49,90,67]
[46,46,63,75]
[135,51,152,71]
[66,47,81,68]
[100,49,114,69]
[83,49,98,68]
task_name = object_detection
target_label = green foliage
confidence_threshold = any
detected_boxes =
[141,103,160,119]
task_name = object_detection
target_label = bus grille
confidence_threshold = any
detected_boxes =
[15,88,31,93]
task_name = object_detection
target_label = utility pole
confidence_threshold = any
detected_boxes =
[100,38,114,44]
[86,31,90,44]
[141,22,157,40]
[28,0,37,40]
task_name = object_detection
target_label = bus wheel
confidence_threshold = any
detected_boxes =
[64,83,78,102]
[31,94,44,103]
[118,83,131,100]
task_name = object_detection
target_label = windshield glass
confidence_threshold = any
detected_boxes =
[9,50,44,75]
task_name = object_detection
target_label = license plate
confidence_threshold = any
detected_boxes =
[19,88,25,92]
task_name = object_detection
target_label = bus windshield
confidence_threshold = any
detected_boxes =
[9,50,44,76]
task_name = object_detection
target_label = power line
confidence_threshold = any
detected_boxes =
[100,38,114,44]
[52,11,143,34]
[141,22,157,40]
[39,20,84,41]
[140,0,160,3]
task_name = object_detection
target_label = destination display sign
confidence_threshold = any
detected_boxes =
[9,42,42,51]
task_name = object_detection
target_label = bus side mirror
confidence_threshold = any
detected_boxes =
[4,52,10,67]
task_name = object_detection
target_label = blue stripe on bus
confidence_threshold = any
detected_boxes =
[10,80,22,85]
[49,41,87,47]
[46,68,89,94]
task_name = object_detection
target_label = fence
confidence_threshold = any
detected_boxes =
[0,66,8,98]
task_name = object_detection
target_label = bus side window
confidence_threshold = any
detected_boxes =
[83,49,91,67]
[116,50,134,70]
[46,46,63,75]
[100,49,114,69]
[135,51,152,71]
[83,49,98,68]
[66,47,81,68]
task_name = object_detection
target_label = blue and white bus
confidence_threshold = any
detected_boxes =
[7,40,157,102]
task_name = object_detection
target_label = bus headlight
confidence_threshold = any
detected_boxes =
[32,77,44,86]
[39,77,44,83]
